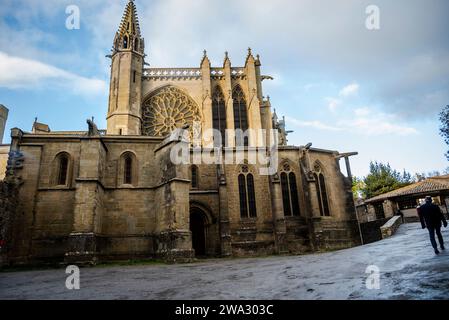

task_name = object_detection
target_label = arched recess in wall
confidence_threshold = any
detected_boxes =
[189,200,216,256]
[118,151,138,186]
[313,160,330,216]
[52,152,73,187]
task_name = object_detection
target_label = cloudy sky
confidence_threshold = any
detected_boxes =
[1,0,448,177]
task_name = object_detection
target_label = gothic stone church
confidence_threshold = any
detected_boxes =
[1,1,360,266]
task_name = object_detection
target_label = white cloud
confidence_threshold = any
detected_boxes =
[286,108,418,137]
[325,97,341,112]
[378,53,449,118]
[285,116,342,132]
[339,83,359,97]
[2,0,448,120]
[354,107,370,117]
[303,83,319,91]
[0,51,106,96]
[345,115,419,136]
[324,83,359,112]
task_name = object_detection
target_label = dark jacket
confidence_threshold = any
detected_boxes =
[418,202,447,229]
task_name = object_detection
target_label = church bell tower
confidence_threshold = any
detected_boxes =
[106,0,145,135]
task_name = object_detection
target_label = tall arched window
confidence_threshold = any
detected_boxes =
[120,151,137,186]
[238,166,257,218]
[247,174,257,217]
[313,163,330,216]
[191,165,199,189]
[281,172,291,216]
[233,85,249,146]
[212,86,227,147]
[124,154,133,185]
[279,163,301,216]
[57,153,69,186]
[238,174,248,218]
[318,173,330,216]
[289,172,301,216]
[134,38,139,51]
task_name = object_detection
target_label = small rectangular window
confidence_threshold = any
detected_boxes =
[124,156,133,185]
[191,166,198,188]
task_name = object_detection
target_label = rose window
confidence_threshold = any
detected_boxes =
[142,86,201,137]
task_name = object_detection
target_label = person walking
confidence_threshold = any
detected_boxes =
[418,196,448,254]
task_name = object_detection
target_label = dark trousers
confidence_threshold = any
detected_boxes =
[428,226,444,249]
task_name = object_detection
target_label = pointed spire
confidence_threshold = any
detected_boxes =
[200,49,210,67]
[223,51,231,68]
[255,54,261,66]
[113,0,144,54]
[245,47,255,66]
[117,0,141,38]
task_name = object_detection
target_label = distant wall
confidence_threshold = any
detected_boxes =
[359,218,389,244]
[356,205,376,223]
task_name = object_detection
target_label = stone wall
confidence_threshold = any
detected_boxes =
[101,189,155,259]
[0,180,19,267]
[380,215,403,239]
[359,218,389,244]
[222,149,277,256]
[383,200,396,218]
[283,216,311,253]
[3,130,362,265]
[31,190,75,262]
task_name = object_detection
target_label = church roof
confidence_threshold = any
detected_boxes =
[365,176,449,203]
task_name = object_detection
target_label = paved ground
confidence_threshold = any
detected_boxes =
[1,223,449,300]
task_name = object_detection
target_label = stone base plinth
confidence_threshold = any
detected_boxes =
[275,232,288,254]
[156,230,194,263]
[220,235,232,257]
[64,232,98,266]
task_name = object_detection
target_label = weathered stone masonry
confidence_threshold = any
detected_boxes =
[0,0,361,266]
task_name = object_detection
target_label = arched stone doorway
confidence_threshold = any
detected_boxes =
[189,207,207,257]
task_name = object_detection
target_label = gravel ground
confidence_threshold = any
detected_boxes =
[1,222,448,300]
